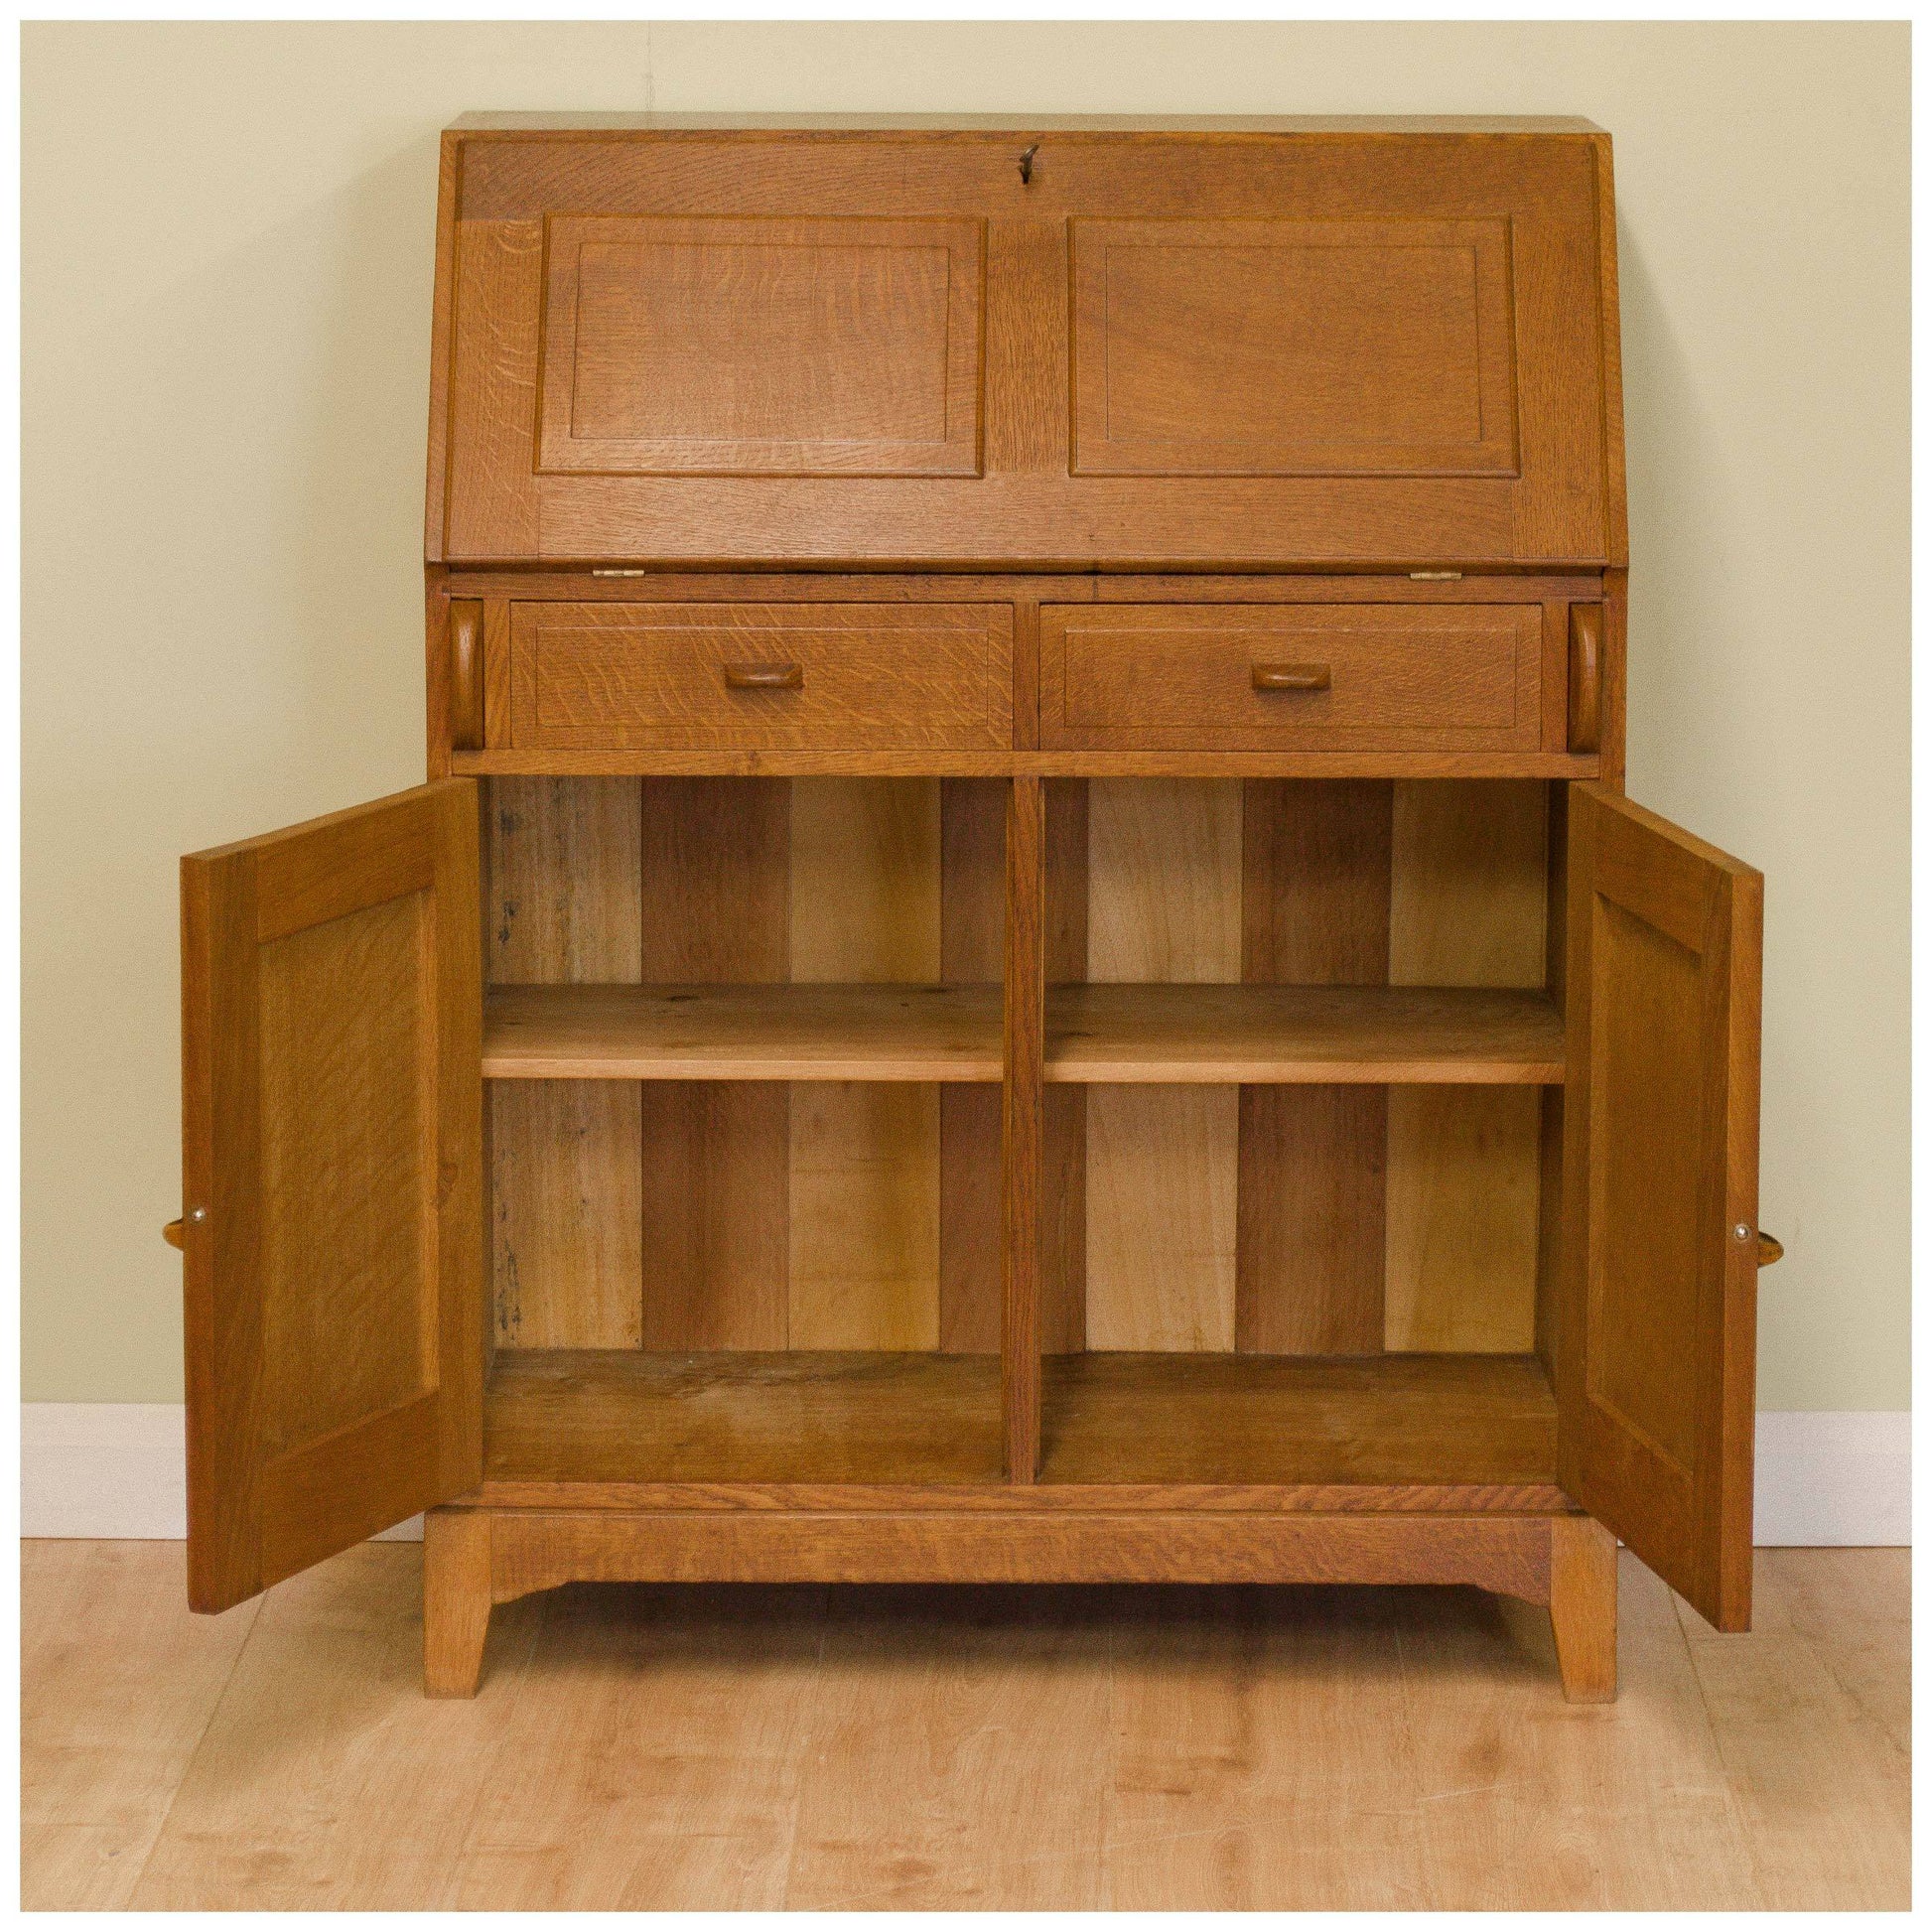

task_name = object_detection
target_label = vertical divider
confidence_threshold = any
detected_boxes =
[1003,776,1045,1481]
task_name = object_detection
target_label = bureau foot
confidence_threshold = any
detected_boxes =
[423,1508,493,1699]
[1548,1515,1618,1703]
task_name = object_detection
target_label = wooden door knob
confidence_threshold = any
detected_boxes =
[163,1219,185,1250]
[1252,662,1331,693]
[1756,1231,1784,1266]
[723,663,803,691]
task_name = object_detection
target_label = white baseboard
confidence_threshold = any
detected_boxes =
[19,1404,1909,1547]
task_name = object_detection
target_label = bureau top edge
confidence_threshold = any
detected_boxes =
[446,112,1607,136]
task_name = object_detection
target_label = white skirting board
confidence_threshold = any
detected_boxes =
[18,1403,1910,1547]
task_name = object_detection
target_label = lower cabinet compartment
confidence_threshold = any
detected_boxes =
[481,1344,1561,1495]
[484,1348,1005,1485]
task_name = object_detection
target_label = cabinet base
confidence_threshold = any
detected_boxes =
[422,1503,1617,1703]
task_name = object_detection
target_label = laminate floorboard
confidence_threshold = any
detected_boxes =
[20,1541,1910,1910]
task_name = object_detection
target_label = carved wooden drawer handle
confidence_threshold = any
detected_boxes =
[723,663,803,691]
[449,601,483,751]
[1569,605,1603,754]
[1252,662,1331,693]
[1756,1231,1784,1266]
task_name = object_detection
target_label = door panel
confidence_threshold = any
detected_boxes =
[537,215,984,478]
[1557,783,1762,1629]
[1070,218,1516,478]
[181,781,483,1611]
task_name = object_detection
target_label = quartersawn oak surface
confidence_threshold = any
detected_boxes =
[25,1541,1906,1910]
[485,1349,1005,1485]
[482,981,1565,1084]
[1039,1352,1558,1486]
[482,1347,1556,1490]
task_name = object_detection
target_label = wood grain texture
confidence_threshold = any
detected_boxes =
[1087,777,1242,983]
[21,1543,261,1909]
[1548,1513,1617,1702]
[1385,779,1548,1352]
[1085,1086,1239,1350]
[35,1544,1904,1910]
[940,779,1009,1352]
[1039,1351,1558,1486]
[788,779,942,1348]
[486,776,643,1350]
[437,129,1615,568]
[489,1083,642,1349]
[180,781,483,1611]
[484,1350,1002,1486]
[1053,982,1562,1083]
[1237,777,1394,1353]
[483,1509,1555,1598]
[507,603,1012,753]
[537,214,984,477]
[638,777,792,1349]
[1003,777,1045,1478]
[1041,778,1089,1352]
[1070,216,1517,479]
[486,983,1001,1080]
[423,1508,494,1699]
[1042,603,1543,752]
[1085,778,1241,1351]
[1558,783,1763,1632]
[456,748,1601,779]
[446,219,542,557]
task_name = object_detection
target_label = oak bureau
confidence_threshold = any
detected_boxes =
[170,115,1777,1700]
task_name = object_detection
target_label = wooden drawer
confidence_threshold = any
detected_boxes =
[505,603,1012,753]
[1039,604,1547,753]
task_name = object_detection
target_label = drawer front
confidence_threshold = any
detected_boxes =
[507,604,1012,752]
[1040,604,1546,753]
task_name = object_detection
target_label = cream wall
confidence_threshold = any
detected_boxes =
[23,22,1908,1409]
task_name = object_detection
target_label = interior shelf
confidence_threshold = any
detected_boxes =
[1047,984,1564,1084]
[483,982,1564,1085]
[484,1349,1005,1485]
[1039,1352,1559,1487]
[484,984,1003,1082]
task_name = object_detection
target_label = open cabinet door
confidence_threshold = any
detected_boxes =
[180,781,483,1612]
[1558,783,1763,1631]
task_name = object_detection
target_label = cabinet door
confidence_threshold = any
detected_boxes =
[180,781,483,1612]
[1558,783,1762,1629]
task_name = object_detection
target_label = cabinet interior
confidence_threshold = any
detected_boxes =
[479,773,1568,1491]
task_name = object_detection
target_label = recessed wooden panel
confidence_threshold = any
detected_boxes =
[258,894,432,1454]
[538,215,984,477]
[1042,605,1543,753]
[485,777,644,1351]
[1559,784,1761,1631]
[1385,780,1548,1353]
[507,603,1011,755]
[1071,217,1517,478]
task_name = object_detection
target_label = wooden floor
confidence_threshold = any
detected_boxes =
[22,1540,1908,1910]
